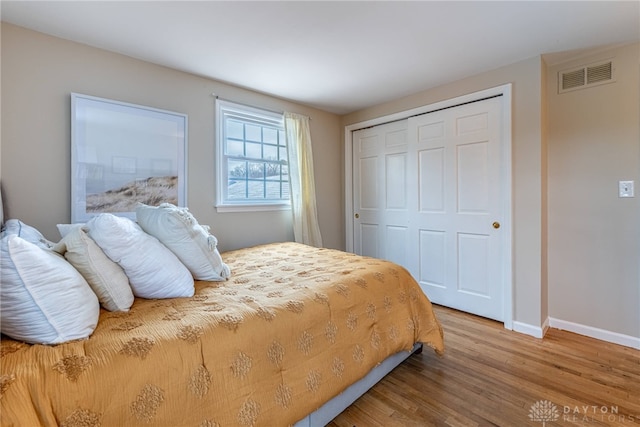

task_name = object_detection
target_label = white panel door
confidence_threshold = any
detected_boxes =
[352,120,409,264]
[407,97,504,321]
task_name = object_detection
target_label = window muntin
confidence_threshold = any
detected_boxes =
[216,100,289,211]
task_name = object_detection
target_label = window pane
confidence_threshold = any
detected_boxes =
[227,180,246,199]
[265,181,282,199]
[279,147,287,161]
[227,120,244,139]
[245,124,262,142]
[263,127,278,144]
[247,180,265,199]
[226,139,244,156]
[246,142,262,159]
[247,162,264,179]
[228,160,246,179]
[263,144,278,160]
[265,163,280,179]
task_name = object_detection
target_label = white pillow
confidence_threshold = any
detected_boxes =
[3,219,55,250]
[86,213,194,299]
[136,203,231,281]
[57,223,84,239]
[54,226,134,312]
[0,234,100,344]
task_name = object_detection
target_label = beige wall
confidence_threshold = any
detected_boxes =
[547,43,640,338]
[343,56,547,329]
[0,23,344,252]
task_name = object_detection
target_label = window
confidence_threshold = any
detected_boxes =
[216,100,290,212]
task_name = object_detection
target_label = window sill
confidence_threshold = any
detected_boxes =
[215,203,291,213]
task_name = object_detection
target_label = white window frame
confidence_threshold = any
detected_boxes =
[215,99,290,212]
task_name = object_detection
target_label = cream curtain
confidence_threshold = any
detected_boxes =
[284,112,323,247]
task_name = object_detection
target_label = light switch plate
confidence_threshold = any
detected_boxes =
[619,180,634,198]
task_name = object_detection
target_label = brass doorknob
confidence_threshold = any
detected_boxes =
[492,221,500,229]
[355,213,360,219]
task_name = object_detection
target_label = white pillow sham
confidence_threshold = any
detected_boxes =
[136,203,231,281]
[54,225,134,312]
[0,234,100,344]
[57,223,84,239]
[3,218,55,249]
[86,213,194,299]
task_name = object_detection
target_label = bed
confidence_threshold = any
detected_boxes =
[1,241,444,426]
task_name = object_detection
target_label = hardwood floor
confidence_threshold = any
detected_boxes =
[328,305,640,427]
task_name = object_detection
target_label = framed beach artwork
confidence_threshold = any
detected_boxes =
[71,93,187,223]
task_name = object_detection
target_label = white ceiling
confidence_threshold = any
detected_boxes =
[2,1,639,114]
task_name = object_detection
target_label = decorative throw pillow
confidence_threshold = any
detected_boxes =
[0,234,100,344]
[136,203,231,281]
[57,223,84,239]
[2,219,55,250]
[54,225,134,312]
[86,213,194,299]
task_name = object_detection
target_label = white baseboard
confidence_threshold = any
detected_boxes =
[512,320,547,339]
[549,317,640,350]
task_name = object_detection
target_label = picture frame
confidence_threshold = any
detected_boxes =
[71,93,187,223]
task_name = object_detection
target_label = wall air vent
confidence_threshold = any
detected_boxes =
[562,68,586,91]
[559,59,614,93]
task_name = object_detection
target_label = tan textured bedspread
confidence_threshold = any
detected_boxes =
[0,242,443,427]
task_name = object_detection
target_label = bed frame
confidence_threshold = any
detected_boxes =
[294,343,423,426]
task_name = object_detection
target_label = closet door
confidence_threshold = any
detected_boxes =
[352,120,409,266]
[407,96,504,321]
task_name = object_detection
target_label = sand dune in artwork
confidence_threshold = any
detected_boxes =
[86,176,178,213]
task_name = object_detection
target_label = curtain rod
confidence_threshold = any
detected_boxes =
[211,92,311,120]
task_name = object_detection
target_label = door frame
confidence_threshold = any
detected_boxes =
[344,84,513,330]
